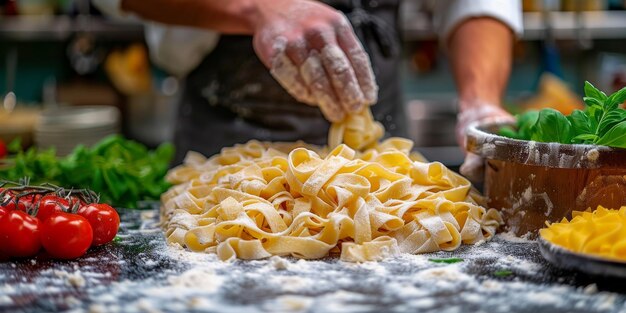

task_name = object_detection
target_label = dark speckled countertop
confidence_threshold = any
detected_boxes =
[1,208,625,313]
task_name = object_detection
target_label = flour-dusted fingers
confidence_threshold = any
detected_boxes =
[301,50,345,122]
[268,37,316,105]
[335,17,378,106]
[302,21,365,114]
[320,45,365,113]
[250,0,373,118]
[284,39,317,105]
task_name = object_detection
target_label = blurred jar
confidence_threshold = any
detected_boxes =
[562,0,606,10]
[17,0,55,15]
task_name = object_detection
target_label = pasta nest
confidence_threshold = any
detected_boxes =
[161,109,503,262]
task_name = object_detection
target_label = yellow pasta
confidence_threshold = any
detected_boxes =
[161,109,503,262]
[540,205,626,261]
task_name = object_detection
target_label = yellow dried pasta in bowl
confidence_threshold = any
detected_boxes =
[540,206,626,261]
[161,109,503,262]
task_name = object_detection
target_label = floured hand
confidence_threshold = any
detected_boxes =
[456,101,514,182]
[251,0,378,122]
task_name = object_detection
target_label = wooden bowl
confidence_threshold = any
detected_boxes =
[466,122,626,235]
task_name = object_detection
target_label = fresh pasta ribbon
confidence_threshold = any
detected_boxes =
[540,205,626,261]
[161,108,503,262]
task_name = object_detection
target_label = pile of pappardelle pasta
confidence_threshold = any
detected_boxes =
[540,205,626,261]
[161,109,503,262]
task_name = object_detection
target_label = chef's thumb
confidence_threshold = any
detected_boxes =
[460,153,485,183]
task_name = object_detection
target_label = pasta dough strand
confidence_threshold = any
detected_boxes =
[162,109,502,262]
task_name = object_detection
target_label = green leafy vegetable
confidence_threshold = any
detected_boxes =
[428,257,464,264]
[494,269,513,277]
[596,121,626,148]
[530,109,573,143]
[0,135,174,208]
[499,82,626,149]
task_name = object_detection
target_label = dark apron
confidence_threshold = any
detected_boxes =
[173,0,404,163]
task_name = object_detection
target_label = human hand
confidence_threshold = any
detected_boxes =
[251,0,378,122]
[456,101,515,182]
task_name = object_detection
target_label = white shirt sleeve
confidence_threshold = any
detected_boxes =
[92,0,220,77]
[432,0,523,43]
[144,23,220,77]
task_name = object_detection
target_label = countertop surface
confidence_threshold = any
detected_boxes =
[1,209,625,313]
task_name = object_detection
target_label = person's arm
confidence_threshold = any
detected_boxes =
[120,0,257,34]
[120,0,378,122]
[449,17,513,110]
[449,17,518,181]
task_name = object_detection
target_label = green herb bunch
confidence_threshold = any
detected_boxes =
[500,82,626,148]
[0,135,174,208]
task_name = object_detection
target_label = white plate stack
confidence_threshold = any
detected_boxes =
[35,106,121,156]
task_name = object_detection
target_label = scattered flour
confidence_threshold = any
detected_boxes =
[266,295,314,312]
[0,295,12,305]
[269,255,290,270]
[497,231,534,243]
[53,270,86,288]
[3,212,625,313]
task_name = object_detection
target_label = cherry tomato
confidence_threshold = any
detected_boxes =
[0,206,9,219]
[0,210,42,258]
[0,139,7,159]
[1,198,25,211]
[41,212,93,260]
[36,195,69,221]
[78,204,120,246]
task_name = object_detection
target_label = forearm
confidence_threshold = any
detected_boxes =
[449,17,514,110]
[120,0,260,34]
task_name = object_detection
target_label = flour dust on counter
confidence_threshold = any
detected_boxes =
[1,208,625,313]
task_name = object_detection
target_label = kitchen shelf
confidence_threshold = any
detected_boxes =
[0,15,144,41]
[402,11,626,41]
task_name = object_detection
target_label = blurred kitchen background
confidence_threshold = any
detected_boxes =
[1,0,626,166]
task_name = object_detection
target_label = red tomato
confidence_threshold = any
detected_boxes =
[0,210,42,258]
[0,139,7,159]
[78,204,120,246]
[0,206,9,219]
[37,195,69,221]
[41,212,93,260]
[2,199,25,211]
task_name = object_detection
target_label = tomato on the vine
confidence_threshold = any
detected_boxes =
[1,198,26,211]
[37,195,69,221]
[0,210,42,258]
[40,212,93,259]
[0,206,10,219]
[78,203,120,246]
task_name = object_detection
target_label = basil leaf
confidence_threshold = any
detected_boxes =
[567,110,592,135]
[494,269,514,277]
[516,110,540,140]
[583,97,604,108]
[596,121,626,148]
[597,110,626,137]
[584,81,608,101]
[571,134,598,144]
[605,86,626,112]
[586,104,604,133]
[498,126,521,139]
[531,109,573,144]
